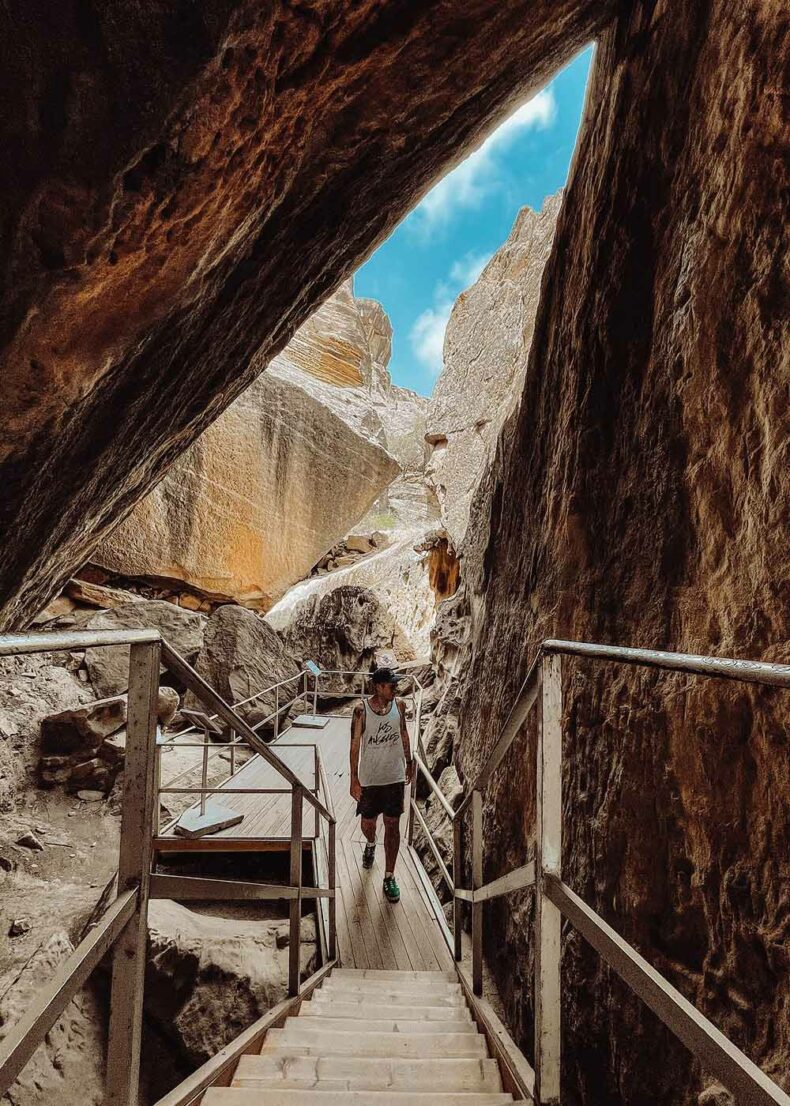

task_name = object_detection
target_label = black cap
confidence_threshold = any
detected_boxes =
[371,666,401,685]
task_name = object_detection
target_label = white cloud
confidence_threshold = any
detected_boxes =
[412,88,557,236]
[410,248,495,375]
[410,298,454,377]
[450,250,492,289]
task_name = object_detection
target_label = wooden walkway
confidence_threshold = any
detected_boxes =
[305,713,453,972]
[156,742,320,852]
[155,712,452,971]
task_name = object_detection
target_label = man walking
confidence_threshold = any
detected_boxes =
[350,667,414,903]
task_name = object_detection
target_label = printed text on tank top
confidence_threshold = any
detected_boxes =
[358,698,405,787]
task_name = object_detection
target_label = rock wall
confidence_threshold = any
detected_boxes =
[450,5,789,1104]
[426,193,561,548]
[0,0,609,629]
[92,283,400,610]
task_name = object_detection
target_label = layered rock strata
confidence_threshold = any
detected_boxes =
[445,5,790,1104]
[92,283,400,610]
[0,0,610,628]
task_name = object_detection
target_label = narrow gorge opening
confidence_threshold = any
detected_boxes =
[1,6,786,1106]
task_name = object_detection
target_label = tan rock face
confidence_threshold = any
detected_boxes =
[0,933,105,1105]
[426,194,561,548]
[450,4,789,1102]
[0,0,608,629]
[93,287,400,609]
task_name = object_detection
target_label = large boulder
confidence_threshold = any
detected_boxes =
[185,605,300,728]
[267,537,437,663]
[425,193,561,548]
[92,284,400,610]
[83,601,206,698]
[274,585,416,674]
[145,899,317,1067]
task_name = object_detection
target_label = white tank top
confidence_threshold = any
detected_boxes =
[358,698,405,787]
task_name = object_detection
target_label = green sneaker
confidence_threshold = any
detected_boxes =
[383,874,400,904]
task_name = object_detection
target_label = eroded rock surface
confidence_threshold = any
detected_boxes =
[275,585,416,672]
[0,653,91,810]
[0,0,608,629]
[0,933,105,1105]
[445,5,789,1103]
[426,193,561,547]
[93,284,400,609]
[185,605,300,730]
[146,899,317,1069]
[83,601,206,698]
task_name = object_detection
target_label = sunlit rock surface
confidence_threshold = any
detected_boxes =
[92,284,400,609]
[267,291,440,660]
[426,193,561,547]
[0,0,607,629]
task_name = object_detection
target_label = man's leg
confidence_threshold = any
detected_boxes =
[383,815,400,874]
[361,814,378,869]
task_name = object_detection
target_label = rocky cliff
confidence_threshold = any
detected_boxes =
[0,0,609,629]
[426,194,561,548]
[91,283,400,610]
[265,292,442,662]
[445,4,789,1104]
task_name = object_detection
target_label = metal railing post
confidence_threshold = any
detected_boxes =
[274,685,279,740]
[535,654,562,1104]
[313,672,319,715]
[328,820,337,960]
[313,746,320,838]
[471,789,483,996]
[229,728,236,777]
[199,727,209,816]
[106,640,160,1106]
[155,740,162,835]
[453,816,463,961]
[407,685,420,845]
[289,785,303,996]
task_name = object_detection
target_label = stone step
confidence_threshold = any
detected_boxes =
[330,968,458,983]
[301,1000,473,1024]
[261,1028,487,1059]
[233,1055,503,1093]
[205,1090,513,1106]
[281,1015,476,1036]
[312,987,466,1009]
[316,986,462,1004]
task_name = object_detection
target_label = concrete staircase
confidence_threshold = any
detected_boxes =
[202,969,513,1104]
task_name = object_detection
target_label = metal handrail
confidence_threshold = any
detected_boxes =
[0,628,340,1106]
[408,639,790,1106]
[172,670,305,741]
[161,641,333,822]
[0,628,161,655]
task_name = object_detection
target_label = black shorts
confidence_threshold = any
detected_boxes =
[356,782,406,819]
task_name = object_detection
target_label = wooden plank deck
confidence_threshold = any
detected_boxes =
[154,712,453,971]
[155,741,319,852]
[309,714,453,973]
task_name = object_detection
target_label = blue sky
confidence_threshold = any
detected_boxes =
[354,45,594,397]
